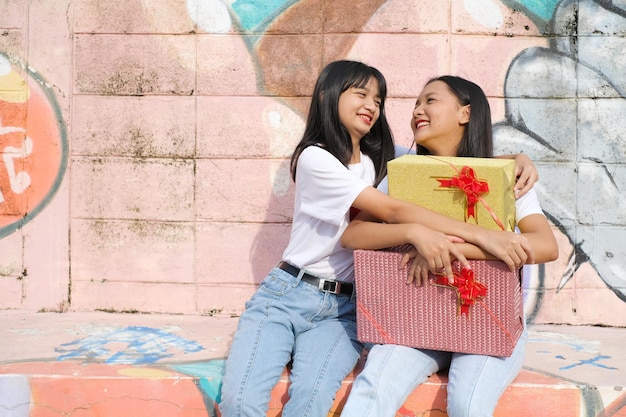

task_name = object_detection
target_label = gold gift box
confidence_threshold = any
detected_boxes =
[388,155,516,231]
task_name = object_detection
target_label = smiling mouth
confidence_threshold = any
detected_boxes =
[415,120,429,129]
[359,114,373,124]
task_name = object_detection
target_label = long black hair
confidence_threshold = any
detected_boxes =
[416,75,493,158]
[290,60,395,186]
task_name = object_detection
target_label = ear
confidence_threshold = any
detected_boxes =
[459,104,471,125]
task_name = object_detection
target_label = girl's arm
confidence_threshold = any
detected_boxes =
[515,214,558,263]
[340,215,465,253]
[341,209,470,283]
[451,214,557,264]
[400,213,558,285]
[349,187,534,272]
[495,153,538,198]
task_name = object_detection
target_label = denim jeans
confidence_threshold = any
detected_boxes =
[340,330,528,417]
[219,266,363,417]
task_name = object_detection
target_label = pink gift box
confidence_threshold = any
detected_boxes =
[354,246,524,357]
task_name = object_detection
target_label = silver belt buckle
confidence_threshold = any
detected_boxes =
[318,279,340,294]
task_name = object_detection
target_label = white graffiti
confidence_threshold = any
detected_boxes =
[494,0,626,300]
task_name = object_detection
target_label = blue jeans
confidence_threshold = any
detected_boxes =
[340,330,528,417]
[219,266,363,417]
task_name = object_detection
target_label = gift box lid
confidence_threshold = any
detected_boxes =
[388,155,516,231]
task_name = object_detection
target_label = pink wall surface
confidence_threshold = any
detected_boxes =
[0,0,625,326]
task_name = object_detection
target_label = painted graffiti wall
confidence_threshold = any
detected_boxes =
[0,0,624,326]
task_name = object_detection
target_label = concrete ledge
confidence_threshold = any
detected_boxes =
[0,360,584,417]
[0,311,624,416]
[267,361,585,417]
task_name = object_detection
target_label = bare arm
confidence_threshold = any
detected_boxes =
[349,186,534,271]
[340,216,464,251]
[495,153,538,198]
[341,209,470,282]
[453,214,557,263]
[515,214,558,263]
[400,213,558,285]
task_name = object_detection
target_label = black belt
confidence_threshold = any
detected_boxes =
[277,262,354,296]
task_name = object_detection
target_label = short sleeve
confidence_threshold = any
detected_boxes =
[296,147,373,226]
[515,187,544,222]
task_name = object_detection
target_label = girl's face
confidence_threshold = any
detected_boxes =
[410,80,470,156]
[338,77,381,144]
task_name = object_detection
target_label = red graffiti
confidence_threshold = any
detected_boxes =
[0,55,67,237]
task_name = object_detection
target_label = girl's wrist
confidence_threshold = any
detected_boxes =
[469,226,491,249]
[404,223,422,243]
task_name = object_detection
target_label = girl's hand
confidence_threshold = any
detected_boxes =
[400,249,431,286]
[512,153,538,198]
[479,230,534,271]
[405,224,468,283]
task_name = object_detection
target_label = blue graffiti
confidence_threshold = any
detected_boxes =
[559,354,619,371]
[232,0,297,32]
[174,359,226,416]
[55,326,203,364]
[174,360,225,402]
[514,0,560,20]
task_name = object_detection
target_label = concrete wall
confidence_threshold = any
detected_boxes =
[0,0,624,326]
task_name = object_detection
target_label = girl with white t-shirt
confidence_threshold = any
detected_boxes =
[339,76,559,417]
[219,62,539,417]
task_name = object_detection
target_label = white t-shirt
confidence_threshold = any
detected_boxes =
[281,146,376,282]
